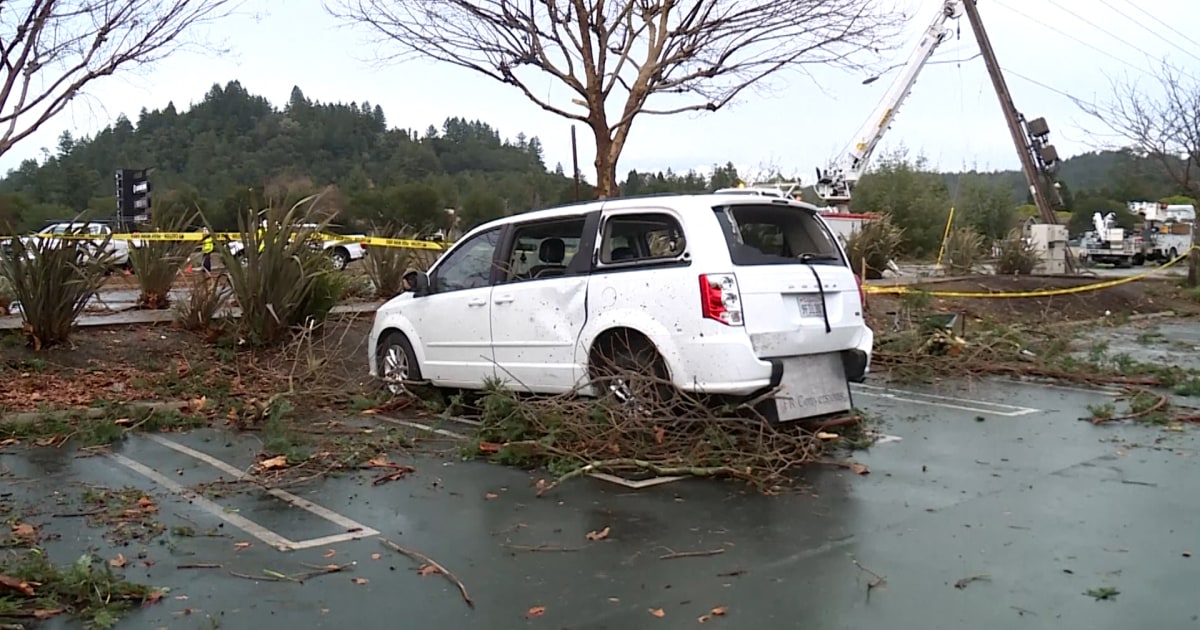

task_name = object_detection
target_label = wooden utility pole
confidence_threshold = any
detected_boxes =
[961,0,1074,272]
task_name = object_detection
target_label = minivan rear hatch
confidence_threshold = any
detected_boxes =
[713,201,864,358]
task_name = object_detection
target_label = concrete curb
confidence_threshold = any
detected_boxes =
[0,400,191,426]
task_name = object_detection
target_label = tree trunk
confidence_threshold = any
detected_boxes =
[591,125,619,199]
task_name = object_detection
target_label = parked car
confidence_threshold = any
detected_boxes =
[6,221,135,270]
[225,224,366,271]
[367,193,873,422]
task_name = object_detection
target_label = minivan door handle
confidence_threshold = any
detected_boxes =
[467,298,487,307]
[493,294,515,304]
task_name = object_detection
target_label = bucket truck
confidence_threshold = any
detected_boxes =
[814,0,964,213]
[1082,211,1144,268]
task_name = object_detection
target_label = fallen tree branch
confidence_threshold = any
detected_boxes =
[658,548,725,560]
[379,538,473,608]
[537,459,750,497]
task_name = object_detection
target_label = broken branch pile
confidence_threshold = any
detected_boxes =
[466,377,860,495]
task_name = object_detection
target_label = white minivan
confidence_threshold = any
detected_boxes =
[368,193,873,422]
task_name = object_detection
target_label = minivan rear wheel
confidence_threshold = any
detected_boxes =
[588,331,674,409]
[377,331,421,395]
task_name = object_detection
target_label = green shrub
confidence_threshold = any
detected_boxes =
[128,209,198,309]
[215,195,345,346]
[0,230,113,349]
[995,229,1039,275]
[941,227,986,275]
[845,213,904,279]
[174,272,232,332]
[363,223,438,299]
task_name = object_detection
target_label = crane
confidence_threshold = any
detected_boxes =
[814,0,964,213]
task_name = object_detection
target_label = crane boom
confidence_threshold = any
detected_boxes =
[814,0,963,212]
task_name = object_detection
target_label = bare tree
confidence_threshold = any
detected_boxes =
[0,0,239,158]
[1081,61,1200,197]
[328,0,897,198]
[1080,60,1200,284]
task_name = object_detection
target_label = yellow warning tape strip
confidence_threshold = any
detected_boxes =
[3,231,452,251]
[866,247,1195,299]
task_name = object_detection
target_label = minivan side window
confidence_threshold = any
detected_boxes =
[432,227,502,293]
[502,217,587,282]
[714,204,844,266]
[599,213,686,264]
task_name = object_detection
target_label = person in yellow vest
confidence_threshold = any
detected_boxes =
[200,229,214,273]
[256,220,267,254]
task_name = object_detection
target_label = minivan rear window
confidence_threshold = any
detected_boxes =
[713,203,844,266]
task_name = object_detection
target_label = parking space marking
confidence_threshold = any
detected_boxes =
[113,435,381,551]
[852,383,1040,416]
[109,453,295,551]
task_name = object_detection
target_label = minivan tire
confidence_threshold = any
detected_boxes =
[330,247,350,271]
[589,331,674,408]
[377,331,421,395]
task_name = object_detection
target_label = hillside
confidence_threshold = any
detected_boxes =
[0,81,577,232]
[0,80,1190,234]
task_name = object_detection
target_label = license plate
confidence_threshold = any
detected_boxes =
[774,353,852,422]
[795,294,825,319]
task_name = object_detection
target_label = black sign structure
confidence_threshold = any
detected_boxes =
[114,168,151,228]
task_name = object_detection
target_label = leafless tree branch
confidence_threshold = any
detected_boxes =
[0,0,241,158]
[1078,59,1200,196]
[327,0,900,196]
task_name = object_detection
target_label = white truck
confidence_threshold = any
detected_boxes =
[1081,212,1144,268]
[1129,202,1193,264]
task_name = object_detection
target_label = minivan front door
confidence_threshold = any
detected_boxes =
[408,227,503,387]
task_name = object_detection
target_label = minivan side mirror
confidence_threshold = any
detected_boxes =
[404,270,431,296]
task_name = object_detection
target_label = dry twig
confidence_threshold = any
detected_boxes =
[380,538,473,608]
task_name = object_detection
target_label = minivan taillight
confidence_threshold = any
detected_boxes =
[854,273,867,310]
[700,273,743,326]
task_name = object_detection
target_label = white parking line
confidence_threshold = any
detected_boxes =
[852,383,1040,417]
[108,435,380,551]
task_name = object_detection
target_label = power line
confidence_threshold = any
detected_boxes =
[1112,0,1200,50]
[1001,67,1087,107]
[1046,0,1156,61]
[1096,0,1200,62]
[991,0,1151,78]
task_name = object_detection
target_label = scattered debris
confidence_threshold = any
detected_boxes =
[698,606,728,623]
[586,527,610,541]
[1085,586,1120,601]
[954,574,990,589]
[648,608,665,618]
[526,606,545,618]
[852,559,887,602]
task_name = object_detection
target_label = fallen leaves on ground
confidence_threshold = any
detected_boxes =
[526,606,545,618]
[255,455,289,472]
[370,553,381,560]
[649,608,665,618]
[851,463,870,475]
[0,574,36,596]
[33,608,63,620]
[323,549,336,559]
[0,366,160,412]
[586,526,610,541]
[478,441,501,453]
[484,492,498,500]
[137,496,157,512]
[351,577,368,585]
[234,542,251,551]
[11,523,37,539]
[698,606,728,623]
[417,564,440,576]
[109,554,127,568]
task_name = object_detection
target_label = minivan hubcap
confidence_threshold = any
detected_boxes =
[382,345,409,393]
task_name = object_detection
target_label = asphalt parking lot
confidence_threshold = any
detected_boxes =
[3,376,1197,629]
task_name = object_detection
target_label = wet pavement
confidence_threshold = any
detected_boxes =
[2,376,1198,629]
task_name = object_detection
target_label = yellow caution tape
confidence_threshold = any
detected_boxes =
[866,247,1195,299]
[3,230,453,250]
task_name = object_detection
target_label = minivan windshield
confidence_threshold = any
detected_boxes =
[713,203,844,266]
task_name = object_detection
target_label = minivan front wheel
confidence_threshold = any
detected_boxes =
[377,331,421,395]
[588,331,675,410]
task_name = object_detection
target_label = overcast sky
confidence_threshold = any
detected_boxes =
[2,0,1197,185]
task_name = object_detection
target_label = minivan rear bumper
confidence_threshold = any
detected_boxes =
[668,325,872,396]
